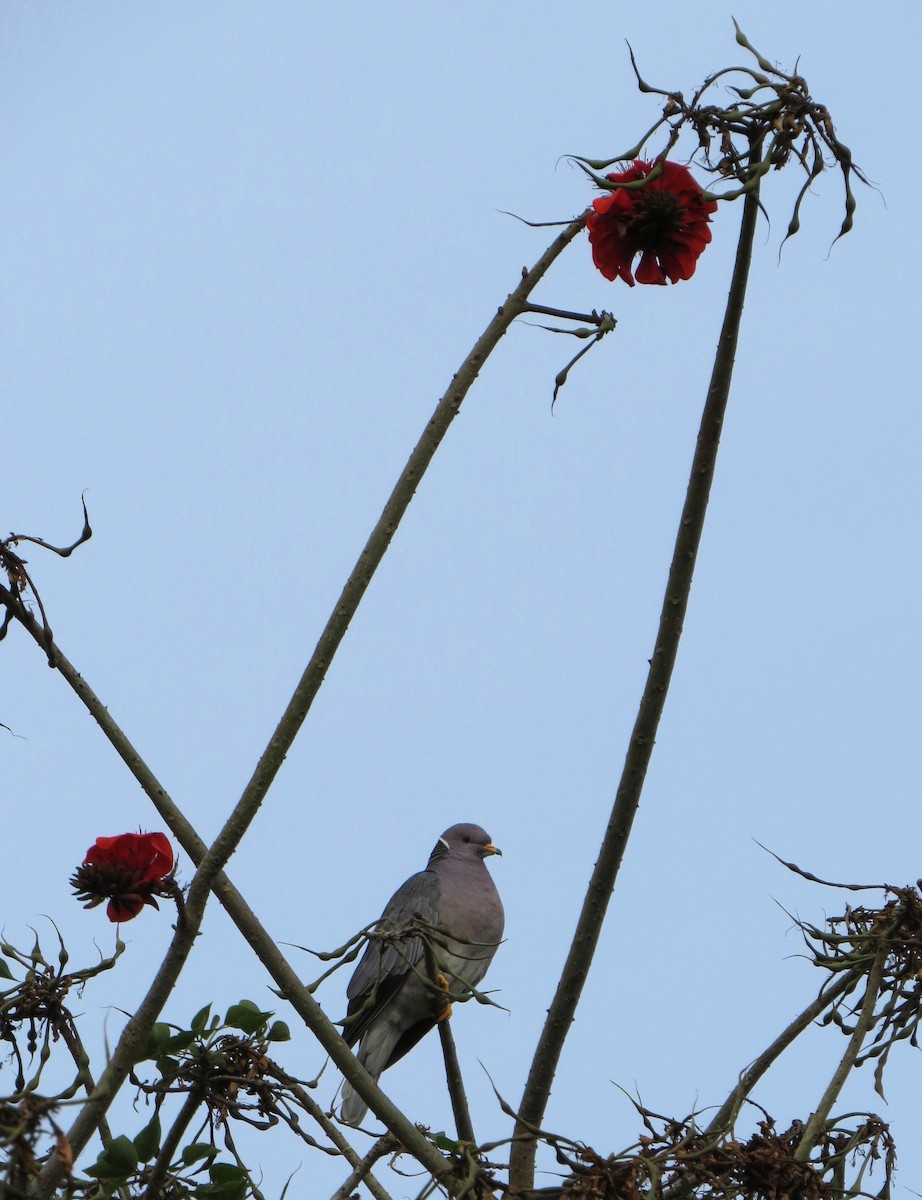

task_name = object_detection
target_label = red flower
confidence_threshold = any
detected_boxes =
[586,159,717,286]
[71,832,175,923]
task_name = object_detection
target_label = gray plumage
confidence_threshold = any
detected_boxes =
[340,822,504,1126]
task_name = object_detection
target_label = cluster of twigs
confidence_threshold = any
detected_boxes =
[800,883,922,1097]
[0,501,92,666]
[0,927,123,1098]
[572,22,867,246]
[0,1095,71,1197]
[0,931,126,1196]
[0,875,916,1199]
[0,24,890,1200]
[305,917,504,1022]
[123,1027,342,1197]
[509,1102,894,1200]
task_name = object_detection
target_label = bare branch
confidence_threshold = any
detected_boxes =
[3,610,477,1196]
[328,1138,394,1200]
[705,966,863,1136]
[794,950,887,1163]
[421,938,476,1147]
[194,214,590,895]
[509,177,764,1193]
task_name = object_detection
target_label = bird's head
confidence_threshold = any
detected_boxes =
[434,823,502,862]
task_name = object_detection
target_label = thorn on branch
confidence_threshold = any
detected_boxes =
[572,24,871,252]
[0,497,93,666]
[518,305,617,411]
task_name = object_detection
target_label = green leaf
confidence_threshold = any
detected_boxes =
[190,1003,213,1036]
[85,1161,131,1183]
[196,1182,248,1200]
[224,1001,272,1035]
[266,1020,291,1042]
[164,1030,197,1054]
[194,1161,250,1200]
[210,1163,249,1183]
[432,1130,462,1152]
[182,1142,219,1166]
[133,1114,162,1161]
[105,1135,139,1172]
[86,1134,139,1180]
[140,1022,174,1060]
[155,1055,181,1079]
[0,959,13,980]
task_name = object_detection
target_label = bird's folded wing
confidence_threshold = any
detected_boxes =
[343,869,442,1042]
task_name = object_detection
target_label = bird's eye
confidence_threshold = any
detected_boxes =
[462,835,471,843]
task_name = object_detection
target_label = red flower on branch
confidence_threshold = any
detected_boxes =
[586,159,718,286]
[71,832,175,923]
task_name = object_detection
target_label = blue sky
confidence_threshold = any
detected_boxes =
[2,4,920,1196]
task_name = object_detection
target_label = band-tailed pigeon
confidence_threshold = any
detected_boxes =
[340,822,504,1125]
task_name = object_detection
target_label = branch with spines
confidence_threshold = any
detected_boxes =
[508,163,765,1196]
[3,213,591,1198]
[2,23,875,1199]
[570,22,867,246]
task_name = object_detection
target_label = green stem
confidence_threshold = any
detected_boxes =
[423,937,476,1146]
[270,1073,395,1200]
[328,1138,394,1200]
[4,611,453,1193]
[509,183,762,1193]
[438,1019,476,1147]
[36,875,203,1197]
[5,208,591,1198]
[196,213,588,887]
[793,950,886,1163]
[144,1086,205,1200]
[705,966,862,1137]
[56,1023,128,1200]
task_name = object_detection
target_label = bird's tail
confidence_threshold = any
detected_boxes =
[340,1077,369,1126]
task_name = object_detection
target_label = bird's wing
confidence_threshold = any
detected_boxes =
[342,868,441,1046]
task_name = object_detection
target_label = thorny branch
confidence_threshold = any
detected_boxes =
[509,163,764,1197]
[2,219,589,1198]
[572,23,868,246]
[0,500,92,665]
[510,28,868,1190]
[1,24,882,1200]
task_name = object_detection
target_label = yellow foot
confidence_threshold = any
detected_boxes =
[431,972,453,1021]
